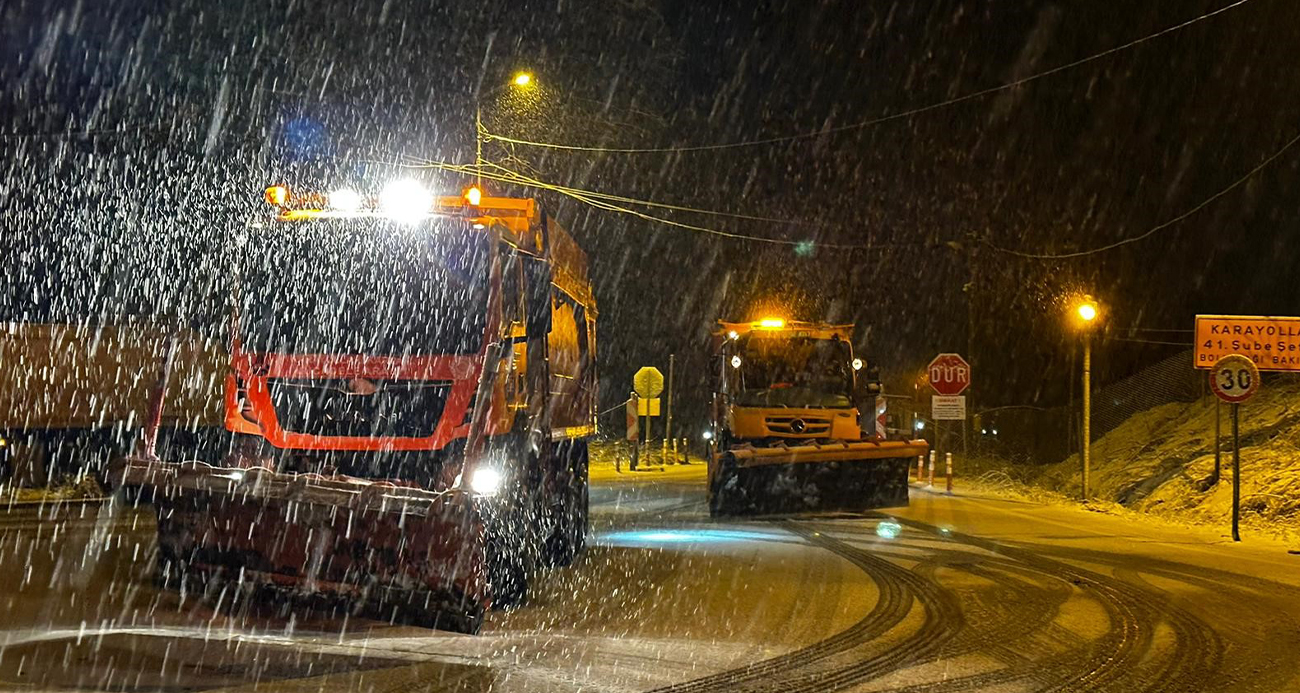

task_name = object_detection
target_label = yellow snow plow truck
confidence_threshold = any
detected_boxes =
[707,318,927,515]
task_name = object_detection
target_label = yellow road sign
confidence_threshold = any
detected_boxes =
[633,366,665,398]
[636,397,661,417]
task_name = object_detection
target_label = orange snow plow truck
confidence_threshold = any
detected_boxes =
[109,183,597,633]
[707,319,927,515]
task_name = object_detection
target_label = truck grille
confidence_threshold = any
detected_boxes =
[267,378,452,439]
[765,415,832,436]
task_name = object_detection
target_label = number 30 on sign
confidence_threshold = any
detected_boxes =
[1210,354,1260,404]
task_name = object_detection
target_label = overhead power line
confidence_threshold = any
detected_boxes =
[482,0,1255,154]
[412,158,915,249]
[1111,336,1195,347]
[986,128,1300,259]
[415,156,826,226]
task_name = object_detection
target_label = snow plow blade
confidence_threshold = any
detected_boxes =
[714,440,927,514]
[109,456,488,633]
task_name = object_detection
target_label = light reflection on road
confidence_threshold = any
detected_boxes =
[596,527,791,547]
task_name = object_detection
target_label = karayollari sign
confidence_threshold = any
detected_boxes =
[1194,314,1300,371]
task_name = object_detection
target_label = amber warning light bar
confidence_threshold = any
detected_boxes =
[262,183,489,223]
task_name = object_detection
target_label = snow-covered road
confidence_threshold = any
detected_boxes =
[1,469,1298,691]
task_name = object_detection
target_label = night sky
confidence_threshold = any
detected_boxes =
[4,0,1300,429]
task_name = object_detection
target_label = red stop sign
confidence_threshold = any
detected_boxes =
[928,353,971,396]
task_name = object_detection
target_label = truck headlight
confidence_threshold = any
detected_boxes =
[379,179,432,223]
[470,467,503,496]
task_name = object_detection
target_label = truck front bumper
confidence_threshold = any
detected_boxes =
[726,439,929,467]
[110,456,487,613]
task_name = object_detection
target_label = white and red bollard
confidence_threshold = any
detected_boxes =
[916,454,925,480]
[945,452,954,495]
[927,451,936,487]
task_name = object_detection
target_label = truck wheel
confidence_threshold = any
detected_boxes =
[545,441,589,567]
[482,425,544,608]
[486,537,531,609]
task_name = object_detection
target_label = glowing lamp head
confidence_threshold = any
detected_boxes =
[852,358,864,371]
[513,72,533,87]
[1077,302,1098,322]
[464,185,483,207]
[757,317,785,329]
[702,430,713,441]
[329,188,362,213]
[379,179,432,223]
[264,185,289,206]
[727,330,739,340]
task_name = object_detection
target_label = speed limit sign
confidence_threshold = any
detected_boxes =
[1210,354,1260,404]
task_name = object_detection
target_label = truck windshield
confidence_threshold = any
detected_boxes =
[237,218,490,356]
[733,336,854,408]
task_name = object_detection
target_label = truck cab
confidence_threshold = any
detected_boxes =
[713,319,869,448]
[111,181,597,632]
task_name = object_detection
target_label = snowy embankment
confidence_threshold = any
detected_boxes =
[1016,379,1300,539]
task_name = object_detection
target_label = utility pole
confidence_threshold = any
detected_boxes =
[667,354,675,462]
[1082,332,1091,501]
[1212,398,1222,486]
[964,238,977,467]
[475,105,483,186]
[645,397,653,454]
[935,419,942,486]
[1231,402,1241,542]
[1071,297,1099,501]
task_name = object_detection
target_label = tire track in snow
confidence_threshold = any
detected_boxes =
[882,514,1225,693]
[645,520,917,693]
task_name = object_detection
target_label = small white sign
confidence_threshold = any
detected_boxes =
[932,395,966,420]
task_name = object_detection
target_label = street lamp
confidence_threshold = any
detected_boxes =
[1072,296,1100,500]
[476,71,537,182]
